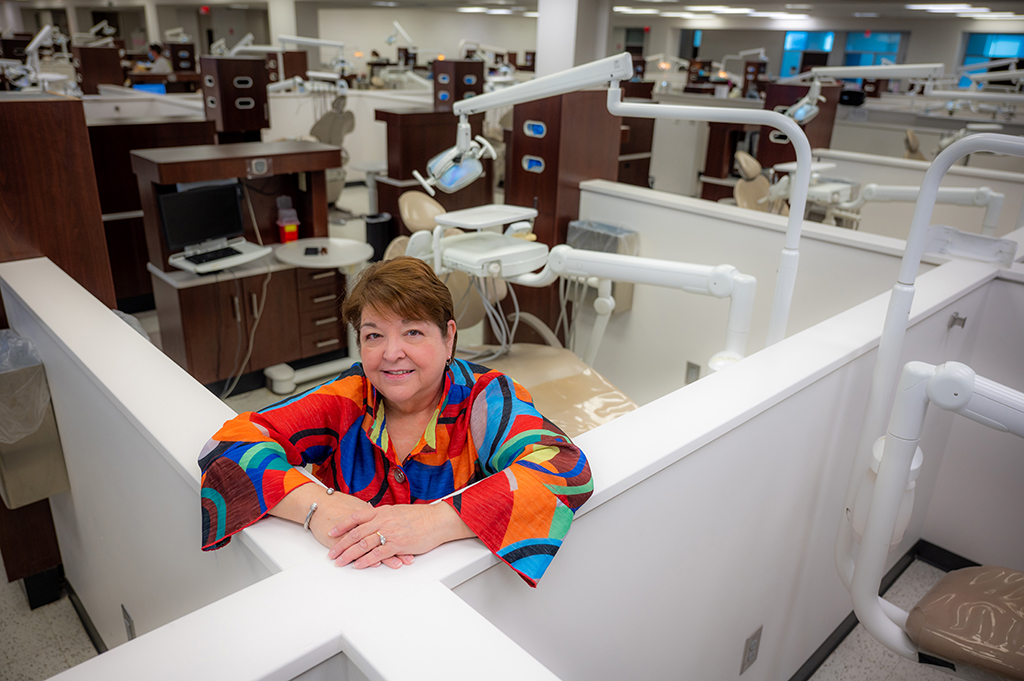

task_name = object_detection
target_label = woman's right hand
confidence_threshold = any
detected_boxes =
[308,494,414,570]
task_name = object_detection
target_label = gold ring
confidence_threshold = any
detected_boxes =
[375,531,386,546]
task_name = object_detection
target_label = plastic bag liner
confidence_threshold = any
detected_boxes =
[0,330,51,445]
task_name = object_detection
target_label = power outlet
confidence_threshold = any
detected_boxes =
[685,362,701,385]
[122,604,136,641]
[740,625,762,675]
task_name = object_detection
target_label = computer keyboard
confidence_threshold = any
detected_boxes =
[184,246,242,264]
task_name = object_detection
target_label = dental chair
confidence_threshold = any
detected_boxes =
[733,151,771,212]
[397,191,446,233]
[309,94,356,208]
[845,360,1024,680]
[392,196,638,438]
[733,151,789,215]
[904,129,927,161]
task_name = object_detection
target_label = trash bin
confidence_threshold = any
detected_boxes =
[364,212,395,263]
[0,330,70,510]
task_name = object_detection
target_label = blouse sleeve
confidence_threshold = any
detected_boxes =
[443,371,593,587]
[198,373,365,550]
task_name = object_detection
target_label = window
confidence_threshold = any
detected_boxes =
[843,31,903,85]
[960,33,1024,87]
[781,31,834,77]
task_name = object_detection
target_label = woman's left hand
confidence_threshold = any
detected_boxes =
[326,503,474,570]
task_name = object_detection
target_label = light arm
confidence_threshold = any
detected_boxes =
[510,244,757,369]
[25,25,53,75]
[228,33,255,56]
[837,185,1005,237]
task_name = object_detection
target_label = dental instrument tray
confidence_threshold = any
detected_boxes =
[433,204,539,231]
[439,232,549,278]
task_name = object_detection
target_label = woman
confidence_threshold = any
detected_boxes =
[199,257,592,586]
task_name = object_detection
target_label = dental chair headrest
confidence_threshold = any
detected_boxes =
[734,151,763,182]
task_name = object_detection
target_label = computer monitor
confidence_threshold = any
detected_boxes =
[157,183,246,251]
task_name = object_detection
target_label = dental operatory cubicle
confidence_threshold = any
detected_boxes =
[2,49,1023,681]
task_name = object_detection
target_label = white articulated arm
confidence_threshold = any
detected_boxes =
[839,185,1005,237]
[513,245,756,369]
[25,25,53,75]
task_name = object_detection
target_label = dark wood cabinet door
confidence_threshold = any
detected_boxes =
[180,279,249,385]
[244,269,302,371]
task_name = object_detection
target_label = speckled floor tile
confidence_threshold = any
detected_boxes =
[880,561,947,612]
[885,658,958,680]
[809,623,903,681]
[4,643,73,681]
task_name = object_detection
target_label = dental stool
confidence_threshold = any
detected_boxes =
[905,566,1024,679]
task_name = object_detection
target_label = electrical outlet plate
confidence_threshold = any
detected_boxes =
[740,625,762,674]
[685,362,701,385]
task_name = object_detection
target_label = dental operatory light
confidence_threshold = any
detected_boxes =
[164,27,192,43]
[784,79,824,125]
[413,53,635,196]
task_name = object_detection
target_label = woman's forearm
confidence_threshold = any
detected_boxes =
[269,482,368,525]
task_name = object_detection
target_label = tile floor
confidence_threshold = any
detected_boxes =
[0,553,97,681]
[0,183,960,680]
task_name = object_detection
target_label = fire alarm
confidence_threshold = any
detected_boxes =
[200,5,210,13]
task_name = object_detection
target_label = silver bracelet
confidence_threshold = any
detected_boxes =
[326,487,334,495]
[303,502,318,531]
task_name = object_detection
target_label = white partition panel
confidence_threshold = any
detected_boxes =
[0,261,271,647]
[3,254,1021,680]
[457,259,1020,681]
[576,180,938,405]
[812,148,1024,239]
[81,92,204,120]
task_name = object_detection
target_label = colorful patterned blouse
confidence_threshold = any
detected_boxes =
[199,359,593,586]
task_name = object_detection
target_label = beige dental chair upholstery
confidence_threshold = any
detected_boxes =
[310,95,356,206]
[904,130,927,161]
[905,566,1024,679]
[389,199,638,438]
[733,151,788,215]
[398,191,446,232]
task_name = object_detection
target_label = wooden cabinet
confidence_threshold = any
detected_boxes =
[295,268,347,358]
[134,141,343,386]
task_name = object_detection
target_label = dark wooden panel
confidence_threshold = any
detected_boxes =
[198,56,269,134]
[89,118,216,215]
[131,140,341,185]
[103,217,151,302]
[431,60,484,112]
[179,278,249,385]
[503,90,620,343]
[617,157,651,187]
[0,500,61,583]
[620,117,655,156]
[164,43,196,72]
[0,95,116,308]
[71,46,125,95]
[246,270,302,371]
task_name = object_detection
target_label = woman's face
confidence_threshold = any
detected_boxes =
[358,305,455,415]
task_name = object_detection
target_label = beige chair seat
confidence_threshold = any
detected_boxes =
[468,343,638,438]
[906,565,1024,680]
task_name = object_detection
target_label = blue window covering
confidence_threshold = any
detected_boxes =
[960,34,1024,87]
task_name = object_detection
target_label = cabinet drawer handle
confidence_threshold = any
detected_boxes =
[312,271,335,280]
[312,294,335,304]
[251,293,259,318]
[316,338,340,348]
[314,316,338,326]
[232,295,241,323]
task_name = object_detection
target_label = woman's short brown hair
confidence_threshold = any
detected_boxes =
[341,256,456,352]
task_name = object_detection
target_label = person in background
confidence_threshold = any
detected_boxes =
[147,44,172,74]
[198,257,593,587]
